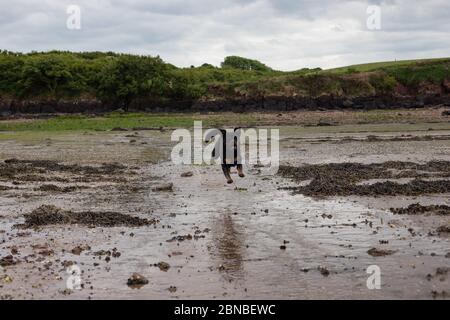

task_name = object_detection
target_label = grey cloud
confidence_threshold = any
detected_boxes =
[0,0,449,70]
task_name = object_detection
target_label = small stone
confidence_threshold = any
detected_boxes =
[2,275,13,283]
[181,171,193,177]
[152,183,173,192]
[367,248,395,257]
[127,273,149,288]
[318,266,330,276]
[157,261,170,272]
[168,286,177,293]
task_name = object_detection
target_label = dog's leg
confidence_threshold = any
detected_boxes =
[237,164,245,178]
[221,164,233,184]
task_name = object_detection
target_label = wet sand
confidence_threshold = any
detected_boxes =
[0,123,449,300]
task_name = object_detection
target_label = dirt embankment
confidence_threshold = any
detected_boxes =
[1,94,450,115]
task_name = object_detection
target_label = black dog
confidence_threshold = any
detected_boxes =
[212,128,245,184]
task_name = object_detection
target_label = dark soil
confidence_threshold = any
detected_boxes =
[152,183,173,192]
[367,248,396,257]
[287,134,450,144]
[0,255,19,267]
[436,224,450,234]
[0,159,127,182]
[279,161,450,197]
[391,203,450,215]
[17,205,156,228]
[279,161,450,182]
[35,184,79,193]
[342,135,450,143]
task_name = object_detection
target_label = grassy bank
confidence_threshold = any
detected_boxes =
[0,108,449,133]
[1,51,449,111]
[326,57,450,74]
[0,112,258,132]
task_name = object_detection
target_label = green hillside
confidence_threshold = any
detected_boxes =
[1,50,449,111]
[326,57,450,74]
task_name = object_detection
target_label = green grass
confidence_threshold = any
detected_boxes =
[325,57,450,74]
[0,112,259,132]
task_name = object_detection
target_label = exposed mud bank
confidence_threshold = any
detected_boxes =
[1,126,449,299]
[391,203,450,216]
[289,134,450,144]
[0,159,129,183]
[17,205,156,228]
[2,94,450,115]
[279,161,450,197]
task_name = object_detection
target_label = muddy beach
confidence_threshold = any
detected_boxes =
[0,122,449,300]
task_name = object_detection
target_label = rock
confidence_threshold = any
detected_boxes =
[181,171,193,177]
[127,273,149,288]
[71,246,84,255]
[152,183,173,192]
[168,286,177,293]
[317,121,333,127]
[157,261,170,272]
[436,267,449,277]
[318,266,330,276]
[367,248,396,257]
[59,289,73,295]
[2,275,13,283]
[437,224,450,234]
[166,234,192,242]
[431,290,448,299]
[442,110,450,117]
[343,99,354,107]
[0,255,18,267]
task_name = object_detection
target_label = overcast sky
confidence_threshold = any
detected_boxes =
[0,0,449,70]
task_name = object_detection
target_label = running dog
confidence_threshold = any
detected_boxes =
[212,128,245,184]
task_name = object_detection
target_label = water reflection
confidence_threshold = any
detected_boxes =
[212,213,244,282]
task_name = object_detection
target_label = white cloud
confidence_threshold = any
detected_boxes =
[0,0,449,70]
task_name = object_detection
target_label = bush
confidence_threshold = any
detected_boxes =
[221,56,272,72]
[369,74,397,94]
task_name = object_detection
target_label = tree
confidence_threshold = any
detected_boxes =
[18,55,73,99]
[0,52,24,95]
[221,56,272,72]
[96,55,169,111]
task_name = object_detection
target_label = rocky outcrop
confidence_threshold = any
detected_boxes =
[1,94,450,115]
